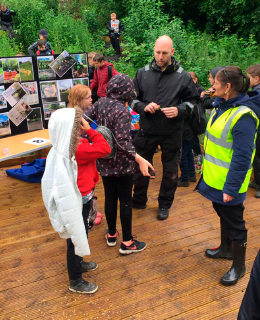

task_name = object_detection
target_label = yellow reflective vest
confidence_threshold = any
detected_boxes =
[203,106,259,193]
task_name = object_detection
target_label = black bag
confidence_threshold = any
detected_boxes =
[190,103,207,135]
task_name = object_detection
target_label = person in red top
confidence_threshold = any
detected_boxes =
[67,84,111,294]
[90,53,119,98]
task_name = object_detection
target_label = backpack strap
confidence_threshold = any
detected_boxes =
[108,65,112,80]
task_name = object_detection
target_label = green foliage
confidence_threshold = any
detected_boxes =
[0,33,19,56]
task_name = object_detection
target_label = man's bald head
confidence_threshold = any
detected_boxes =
[154,35,175,71]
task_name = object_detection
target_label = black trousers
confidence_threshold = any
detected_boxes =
[212,202,247,241]
[238,250,260,320]
[102,175,133,241]
[133,133,180,209]
[110,35,121,54]
[67,199,92,280]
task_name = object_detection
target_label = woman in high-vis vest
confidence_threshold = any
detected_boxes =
[197,66,260,286]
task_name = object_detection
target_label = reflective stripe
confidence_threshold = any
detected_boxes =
[177,67,183,73]
[204,153,230,169]
[144,65,150,71]
[130,99,140,110]
[206,132,233,149]
[185,101,194,110]
[205,152,252,170]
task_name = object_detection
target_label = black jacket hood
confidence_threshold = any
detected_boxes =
[150,57,180,74]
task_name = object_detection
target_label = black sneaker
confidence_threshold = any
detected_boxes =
[189,175,197,182]
[81,261,98,272]
[105,230,119,247]
[157,208,169,220]
[249,181,260,190]
[119,239,146,255]
[132,201,147,209]
[69,278,98,294]
[178,179,189,187]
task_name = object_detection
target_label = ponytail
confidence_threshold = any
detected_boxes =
[241,74,250,93]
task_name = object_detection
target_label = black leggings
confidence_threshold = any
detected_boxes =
[67,199,92,280]
[102,175,133,242]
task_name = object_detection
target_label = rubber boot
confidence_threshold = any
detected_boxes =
[205,224,233,260]
[221,240,246,286]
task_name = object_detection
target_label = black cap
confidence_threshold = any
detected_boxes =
[39,29,48,37]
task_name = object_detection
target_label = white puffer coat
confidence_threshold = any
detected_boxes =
[41,107,90,257]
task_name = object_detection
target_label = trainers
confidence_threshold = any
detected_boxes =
[119,239,146,255]
[178,179,189,187]
[132,201,147,209]
[69,278,98,294]
[189,175,197,182]
[105,230,119,246]
[249,181,259,190]
[255,190,260,198]
[158,208,169,220]
[81,261,98,272]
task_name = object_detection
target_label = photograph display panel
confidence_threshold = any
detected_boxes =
[0,85,7,109]
[50,50,76,78]
[27,107,43,131]
[43,102,66,120]
[8,99,32,126]
[71,53,88,78]
[0,112,11,137]
[21,82,39,105]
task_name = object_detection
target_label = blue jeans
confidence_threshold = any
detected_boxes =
[180,140,195,181]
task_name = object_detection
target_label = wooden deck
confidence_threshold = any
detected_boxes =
[0,151,259,320]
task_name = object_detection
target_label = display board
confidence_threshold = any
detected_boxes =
[0,53,89,138]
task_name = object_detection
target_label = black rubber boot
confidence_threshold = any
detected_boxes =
[205,225,233,260]
[221,240,246,286]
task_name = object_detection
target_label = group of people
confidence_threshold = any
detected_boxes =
[41,33,260,317]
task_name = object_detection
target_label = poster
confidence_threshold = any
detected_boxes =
[18,57,34,82]
[3,82,26,107]
[0,85,7,109]
[72,77,89,86]
[0,112,11,137]
[27,107,43,131]
[40,81,58,103]
[2,58,20,83]
[37,56,56,80]
[8,99,32,126]
[0,60,4,84]
[43,102,66,120]
[57,79,73,102]
[71,53,88,78]
[21,82,39,105]
[50,50,76,77]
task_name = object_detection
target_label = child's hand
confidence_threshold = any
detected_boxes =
[135,154,155,177]
[81,117,91,131]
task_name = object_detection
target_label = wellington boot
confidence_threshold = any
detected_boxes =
[221,240,246,286]
[205,225,233,260]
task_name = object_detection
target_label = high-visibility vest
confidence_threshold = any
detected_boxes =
[203,105,259,193]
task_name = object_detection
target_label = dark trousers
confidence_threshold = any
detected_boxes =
[110,34,121,54]
[67,199,92,280]
[192,136,202,155]
[102,175,133,241]
[133,133,180,209]
[238,250,260,320]
[180,140,195,181]
[212,202,247,241]
[1,23,14,38]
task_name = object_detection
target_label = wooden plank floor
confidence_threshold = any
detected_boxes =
[0,151,259,320]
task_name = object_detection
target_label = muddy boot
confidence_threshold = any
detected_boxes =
[221,240,246,286]
[205,224,233,260]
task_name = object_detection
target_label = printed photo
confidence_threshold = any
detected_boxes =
[2,58,20,83]
[0,113,11,137]
[3,82,26,107]
[0,60,4,84]
[50,50,76,78]
[37,56,56,80]
[21,82,39,105]
[0,85,7,109]
[43,102,66,120]
[27,107,43,131]
[73,77,89,86]
[18,57,34,82]
[57,79,73,102]
[71,53,88,78]
[8,99,32,126]
[40,81,58,103]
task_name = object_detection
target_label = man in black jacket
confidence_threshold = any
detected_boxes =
[131,35,199,220]
[107,13,123,55]
[0,4,16,38]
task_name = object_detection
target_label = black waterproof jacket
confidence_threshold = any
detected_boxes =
[131,58,199,141]
[0,8,16,26]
